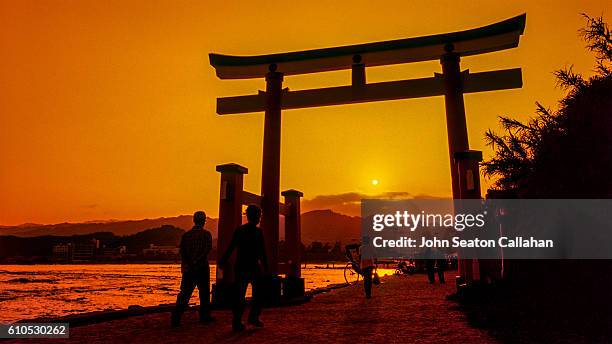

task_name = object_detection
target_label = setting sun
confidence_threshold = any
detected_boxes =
[371,179,380,186]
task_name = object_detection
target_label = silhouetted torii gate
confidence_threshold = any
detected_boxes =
[210,14,526,292]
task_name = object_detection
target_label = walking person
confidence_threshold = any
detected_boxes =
[362,259,375,298]
[171,211,215,327]
[345,243,378,298]
[219,204,268,332]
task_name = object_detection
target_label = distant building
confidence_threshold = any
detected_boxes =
[72,239,100,261]
[99,245,127,259]
[143,244,179,258]
[52,243,72,262]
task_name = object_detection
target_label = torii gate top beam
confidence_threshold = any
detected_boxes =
[209,14,526,79]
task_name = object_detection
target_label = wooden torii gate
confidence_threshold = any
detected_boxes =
[210,14,526,288]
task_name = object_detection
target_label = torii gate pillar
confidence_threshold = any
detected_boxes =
[441,45,470,199]
[261,67,284,275]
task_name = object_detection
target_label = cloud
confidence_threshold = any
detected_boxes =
[302,191,415,216]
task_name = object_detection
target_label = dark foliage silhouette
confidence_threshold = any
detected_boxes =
[483,14,612,198]
[467,15,612,343]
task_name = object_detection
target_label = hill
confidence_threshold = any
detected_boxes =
[300,210,360,244]
[1,210,360,244]
[0,216,214,238]
[0,225,185,260]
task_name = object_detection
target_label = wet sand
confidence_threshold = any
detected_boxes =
[11,273,497,343]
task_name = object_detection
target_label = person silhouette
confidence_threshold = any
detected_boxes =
[219,204,268,332]
[171,211,215,327]
[345,243,376,298]
[424,247,446,284]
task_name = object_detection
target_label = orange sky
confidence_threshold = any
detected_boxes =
[1,0,610,225]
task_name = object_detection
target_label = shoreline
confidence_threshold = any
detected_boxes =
[1,263,373,324]
[10,282,351,327]
[0,261,349,266]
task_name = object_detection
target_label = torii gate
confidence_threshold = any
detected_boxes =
[210,14,526,286]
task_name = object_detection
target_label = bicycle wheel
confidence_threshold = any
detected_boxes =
[344,263,361,284]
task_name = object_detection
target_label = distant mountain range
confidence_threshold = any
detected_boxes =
[0,210,360,244]
[300,210,360,244]
[0,216,200,238]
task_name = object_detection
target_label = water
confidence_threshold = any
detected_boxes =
[0,264,395,324]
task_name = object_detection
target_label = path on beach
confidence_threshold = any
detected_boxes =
[17,273,497,343]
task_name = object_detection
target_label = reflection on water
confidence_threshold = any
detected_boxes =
[0,264,395,323]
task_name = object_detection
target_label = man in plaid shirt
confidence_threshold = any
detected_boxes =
[171,211,214,327]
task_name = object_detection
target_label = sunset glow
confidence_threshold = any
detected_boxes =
[1,0,610,225]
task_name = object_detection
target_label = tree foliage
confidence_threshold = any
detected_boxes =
[482,14,612,197]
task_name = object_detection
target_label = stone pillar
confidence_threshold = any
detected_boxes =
[441,44,470,200]
[282,189,305,299]
[454,150,483,284]
[261,65,284,276]
[282,189,303,278]
[213,163,247,305]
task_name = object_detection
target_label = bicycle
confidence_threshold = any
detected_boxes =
[394,260,417,275]
[343,244,379,284]
[344,261,361,284]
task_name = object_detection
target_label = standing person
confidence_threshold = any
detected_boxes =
[171,211,214,327]
[425,258,437,284]
[425,248,446,284]
[436,257,447,284]
[219,204,268,332]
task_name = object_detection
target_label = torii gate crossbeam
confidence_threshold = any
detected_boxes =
[216,68,522,114]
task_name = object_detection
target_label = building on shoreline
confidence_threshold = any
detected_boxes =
[52,243,73,262]
[142,244,179,258]
[72,239,100,262]
[100,245,127,259]
[52,239,104,262]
